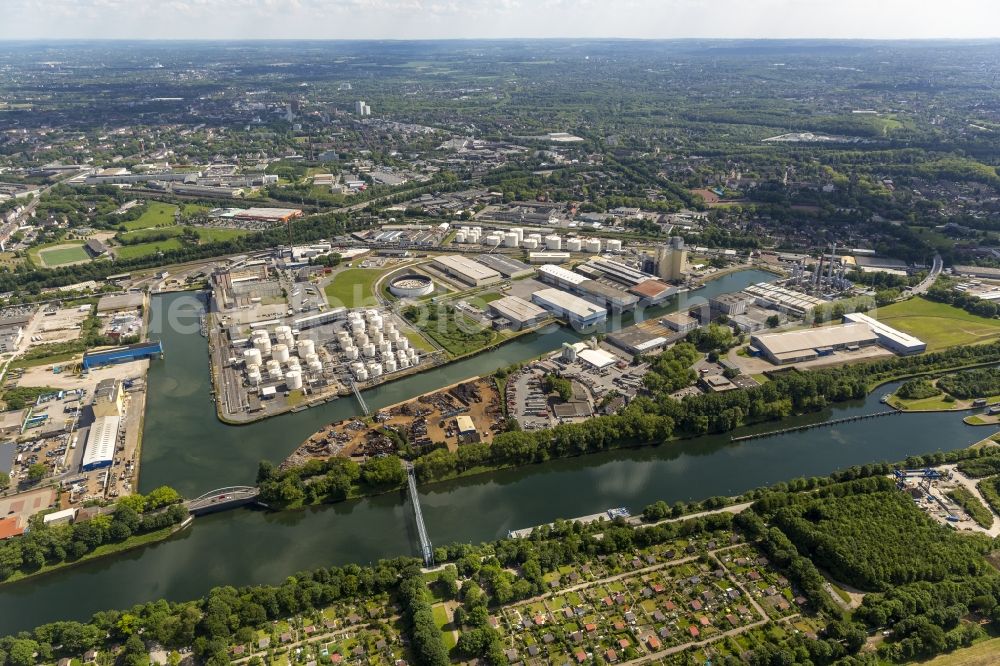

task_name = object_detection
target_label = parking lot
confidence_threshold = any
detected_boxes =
[27,305,91,346]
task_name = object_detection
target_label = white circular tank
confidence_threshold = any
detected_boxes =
[566,238,582,252]
[384,358,397,373]
[275,325,292,338]
[287,358,301,372]
[355,367,369,382]
[247,366,262,384]
[272,344,290,363]
[363,343,376,358]
[455,232,467,244]
[267,363,283,381]
[485,234,503,246]
[512,227,524,242]
[308,360,323,373]
[503,232,519,248]
[285,370,303,390]
[585,238,602,253]
[372,331,384,345]
[254,337,272,354]
[397,349,408,362]
[398,356,410,369]
[545,235,562,250]
[354,332,369,347]
[368,362,383,377]
[522,239,538,250]
[297,339,315,358]
[528,233,542,243]
[305,352,320,365]
[244,348,263,367]
[606,239,623,252]
[398,337,410,350]
[344,346,359,360]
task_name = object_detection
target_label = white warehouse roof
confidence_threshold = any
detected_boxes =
[752,323,877,356]
[843,312,926,351]
[538,264,587,285]
[578,348,618,369]
[82,415,121,470]
[532,288,606,320]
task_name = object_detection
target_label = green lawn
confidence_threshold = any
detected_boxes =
[114,238,184,259]
[875,297,1000,351]
[36,244,91,266]
[124,202,179,230]
[324,268,386,308]
[120,226,247,245]
[918,637,1000,666]
[430,604,457,650]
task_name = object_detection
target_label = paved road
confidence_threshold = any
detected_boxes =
[910,253,943,296]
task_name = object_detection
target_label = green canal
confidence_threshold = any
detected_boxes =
[0,269,983,634]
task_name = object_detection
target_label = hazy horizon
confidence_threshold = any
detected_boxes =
[2,0,999,41]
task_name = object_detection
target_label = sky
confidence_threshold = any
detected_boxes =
[2,0,999,41]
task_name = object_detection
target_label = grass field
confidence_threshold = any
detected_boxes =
[431,604,457,650]
[114,238,184,259]
[917,637,1000,666]
[324,268,386,308]
[875,297,1000,350]
[123,202,178,230]
[31,242,91,267]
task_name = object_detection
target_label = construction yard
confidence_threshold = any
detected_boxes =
[284,377,503,467]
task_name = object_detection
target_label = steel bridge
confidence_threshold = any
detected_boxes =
[405,463,434,567]
[185,486,260,515]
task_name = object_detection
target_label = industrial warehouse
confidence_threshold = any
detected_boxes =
[430,254,502,287]
[531,288,607,328]
[749,316,925,365]
[487,296,551,330]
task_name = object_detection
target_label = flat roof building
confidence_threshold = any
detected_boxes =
[531,288,607,328]
[750,323,878,365]
[93,378,124,418]
[431,255,502,287]
[234,207,303,223]
[488,296,550,329]
[81,414,121,471]
[743,283,826,318]
[627,279,677,305]
[537,264,639,311]
[475,254,534,279]
[82,340,163,370]
[528,252,571,264]
[662,312,699,333]
[843,312,926,355]
[607,327,670,355]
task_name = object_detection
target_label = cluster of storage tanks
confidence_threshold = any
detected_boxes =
[334,309,420,382]
[454,225,622,253]
[243,325,324,390]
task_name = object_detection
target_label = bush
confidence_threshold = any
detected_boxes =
[896,379,941,400]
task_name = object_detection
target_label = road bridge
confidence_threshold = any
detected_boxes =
[405,463,434,566]
[185,486,260,515]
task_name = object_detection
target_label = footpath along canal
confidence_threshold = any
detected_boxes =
[0,269,984,634]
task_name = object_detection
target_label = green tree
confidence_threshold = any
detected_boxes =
[27,464,47,483]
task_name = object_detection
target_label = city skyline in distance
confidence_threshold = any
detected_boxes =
[2,0,1000,41]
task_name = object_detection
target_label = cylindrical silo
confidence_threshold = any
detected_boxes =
[272,344,290,363]
[266,360,283,380]
[545,234,562,250]
[368,362,383,378]
[523,238,538,250]
[355,367,368,382]
[503,232,519,248]
[606,239,622,252]
[344,346,359,360]
[308,360,323,373]
[384,358,397,373]
[354,332,369,347]
[247,365,262,384]
[254,336,272,355]
[363,343,376,358]
[566,238,582,252]
[585,238,602,253]
[285,370,303,390]
[398,337,409,350]
[244,348,263,367]
[455,232,467,244]
[297,339,315,358]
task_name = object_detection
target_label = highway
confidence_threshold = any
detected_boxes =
[910,253,943,295]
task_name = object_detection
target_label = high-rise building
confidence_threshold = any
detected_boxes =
[354,100,371,117]
[655,237,687,281]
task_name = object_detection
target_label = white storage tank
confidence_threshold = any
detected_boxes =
[351,321,365,335]
[308,360,324,373]
[363,343,376,358]
[384,358,398,373]
[336,332,351,347]
[254,336,272,354]
[585,238,602,253]
[522,238,538,250]
[297,339,315,358]
[485,233,503,246]
[455,232,467,244]
[272,344,290,363]
[286,370,303,391]
[244,348,263,367]
[528,233,542,243]
[344,346,359,361]
[503,232,519,248]
[368,362,383,378]
[355,367,369,382]
[267,361,283,380]
[354,332,369,347]
[606,239,623,252]
[287,358,301,372]
[306,352,320,365]
[511,227,524,243]
[566,238,582,252]
[398,337,410,350]
[398,356,410,369]
[247,366,262,384]
[545,234,562,250]
[372,331,384,345]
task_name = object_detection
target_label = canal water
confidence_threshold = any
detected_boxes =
[0,269,983,634]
